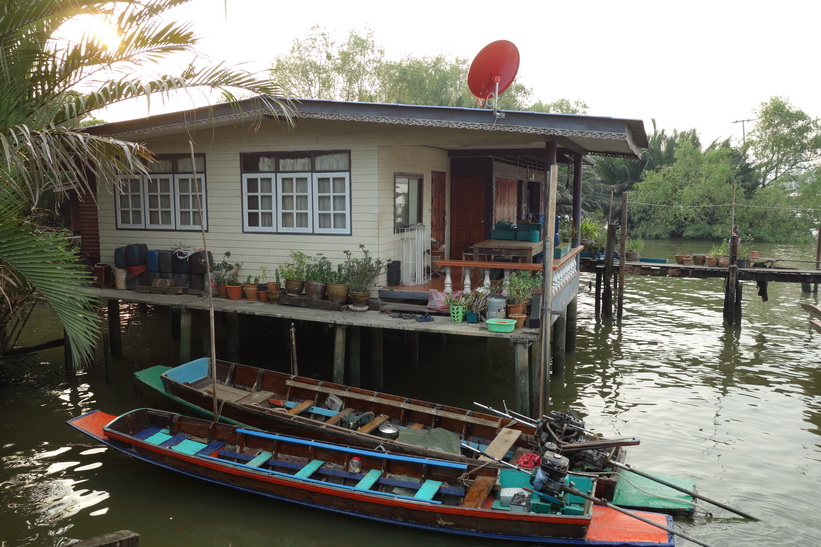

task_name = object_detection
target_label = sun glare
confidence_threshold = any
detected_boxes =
[56,14,121,51]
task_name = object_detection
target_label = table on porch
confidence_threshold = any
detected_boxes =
[469,239,543,263]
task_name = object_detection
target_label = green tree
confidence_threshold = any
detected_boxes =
[271,26,581,112]
[748,96,821,188]
[1,0,289,371]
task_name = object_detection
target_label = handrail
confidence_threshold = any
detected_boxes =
[435,245,583,272]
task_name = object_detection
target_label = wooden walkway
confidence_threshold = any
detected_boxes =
[582,260,821,283]
[83,287,539,415]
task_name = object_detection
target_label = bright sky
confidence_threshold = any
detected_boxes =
[104,0,821,146]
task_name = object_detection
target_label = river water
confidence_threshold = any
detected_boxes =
[2,239,820,546]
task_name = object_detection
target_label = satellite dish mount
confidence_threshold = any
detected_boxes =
[468,40,520,118]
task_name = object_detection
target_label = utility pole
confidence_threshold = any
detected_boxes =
[732,118,753,145]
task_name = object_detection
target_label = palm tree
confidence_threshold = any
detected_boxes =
[0,0,291,371]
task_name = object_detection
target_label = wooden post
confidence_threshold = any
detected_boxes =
[594,270,602,317]
[551,313,566,376]
[617,193,628,320]
[603,224,616,317]
[179,308,192,363]
[348,326,361,387]
[107,299,122,357]
[531,335,541,413]
[63,329,74,376]
[226,312,239,362]
[565,297,578,353]
[333,325,347,383]
[370,328,384,390]
[724,235,741,326]
[513,339,532,416]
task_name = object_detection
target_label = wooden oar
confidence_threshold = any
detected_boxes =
[461,444,713,547]
[608,460,759,521]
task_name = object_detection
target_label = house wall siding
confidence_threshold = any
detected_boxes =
[96,119,448,285]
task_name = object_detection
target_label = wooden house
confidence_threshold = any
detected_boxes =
[81,98,646,299]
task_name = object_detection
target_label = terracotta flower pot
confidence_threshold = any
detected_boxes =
[706,255,718,267]
[267,289,282,303]
[509,313,527,329]
[244,285,259,301]
[506,302,525,316]
[258,290,268,302]
[693,254,706,266]
[216,283,228,298]
[225,284,243,300]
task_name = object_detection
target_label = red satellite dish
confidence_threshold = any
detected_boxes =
[468,40,520,107]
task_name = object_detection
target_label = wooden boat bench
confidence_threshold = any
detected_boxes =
[325,407,355,426]
[462,475,496,508]
[357,414,390,434]
[414,479,443,501]
[354,469,382,490]
[247,451,274,468]
[479,429,522,462]
[286,399,316,415]
[294,459,325,478]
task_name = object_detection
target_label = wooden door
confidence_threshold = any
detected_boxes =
[450,176,487,259]
[431,171,446,249]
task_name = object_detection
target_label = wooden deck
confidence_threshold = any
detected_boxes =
[582,260,821,283]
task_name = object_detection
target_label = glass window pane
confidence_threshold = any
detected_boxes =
[282,196,293,209]
[261,178,272,193]
[296,195,308,210]
[318,196,331,211]
[315,153,349,170]
[317,178,330,193]
[262,213,273,227]
[333,213,345,228]
[247,177,258,193]
[318,214,330,229]
[296,177,308,193]
[248,195,259,209]
[282,178,293,193]
[333,196,346,211]
[296,212,309,227]
[249,213,259,227]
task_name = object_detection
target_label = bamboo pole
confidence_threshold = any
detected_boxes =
[538,142,558,417]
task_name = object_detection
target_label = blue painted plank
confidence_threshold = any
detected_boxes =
[294,459,324,478]
[159,433,188,448]
[414,479,442,501]
[144,430,172,445]
[196,441,226,456]
[236,428,467,470]
[134,426,165,441]
[163,357,210,384]
[355,469,382,490]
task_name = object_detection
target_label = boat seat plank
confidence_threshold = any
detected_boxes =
[414,479,443,501]
[355,469,382,490]
[208,383,252,403]
[479,429,522,462]
[144,430,173,445]
[171,439,208,455]
[295,459,325,478]
[247,451,273,468]
[408,423,425,429]
[325,408,355,426]
[462,476,496,508]
[159,433,188,448]
[357,414,390,435]
[196,440,226,456]
[287,399,316,415]
[134,427,167,441]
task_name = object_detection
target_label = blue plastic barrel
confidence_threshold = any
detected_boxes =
[147,250,160,272]
[114,247,127,269]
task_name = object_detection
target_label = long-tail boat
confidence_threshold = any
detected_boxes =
[136,358,697,515]
[68,408,677,545]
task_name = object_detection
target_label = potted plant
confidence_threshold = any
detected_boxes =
[280,250,309,296]
[257,267,270,302]
[266,268,283,303]
[625,238,644,262]
[579,216,605,258]
[505,271,542,317]
[304,253,333,299]
[325,264,350,304]
[445,293,467,322]
[710,241,730,267]
[342,245,389,308]
[462,286,489,323]
[243,275,260,301]
[211,252,241,298]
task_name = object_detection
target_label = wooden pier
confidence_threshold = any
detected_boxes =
[83,287,540,414]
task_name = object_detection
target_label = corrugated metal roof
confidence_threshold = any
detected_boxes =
[89,97,647,159]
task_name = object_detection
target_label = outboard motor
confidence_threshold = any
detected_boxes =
[537,410,586,449]
[531,451,570,504]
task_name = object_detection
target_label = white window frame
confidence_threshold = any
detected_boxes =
[116,175,145,229]
[313,172,351,234]
[175,173,207,231]
[242,173,277,233]
[114,162,207,231]
[144,174,175,230]
[277,172,313,233]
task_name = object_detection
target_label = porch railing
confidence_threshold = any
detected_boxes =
[397,224,430,285]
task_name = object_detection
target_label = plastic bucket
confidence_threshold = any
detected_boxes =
[114,268,128,290]
[486,296,507,319]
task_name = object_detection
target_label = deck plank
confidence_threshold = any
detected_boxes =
[479,429,522,462]
[462,476,496,508]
